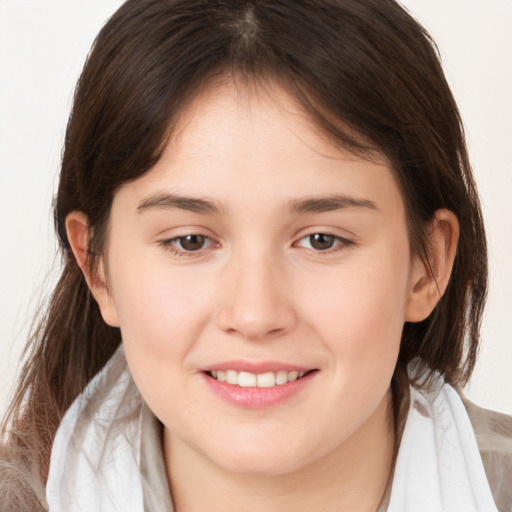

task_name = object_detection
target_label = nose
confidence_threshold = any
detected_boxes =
[216,250,297,341]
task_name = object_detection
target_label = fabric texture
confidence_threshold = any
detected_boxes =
[464,398,512,512]
[45,346,510,511]
[46,348,145,512]
[139,404,174,512]
[386,385,498,511]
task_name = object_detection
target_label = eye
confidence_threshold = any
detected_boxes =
[306,233,336,251]
[159,234,215,254]
[175,234,209,251]
[295,233,353,252]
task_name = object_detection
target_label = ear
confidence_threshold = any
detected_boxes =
[65,211,120,327]
[405,209,459,322]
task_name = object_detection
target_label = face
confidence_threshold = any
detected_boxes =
[96,80,422,476]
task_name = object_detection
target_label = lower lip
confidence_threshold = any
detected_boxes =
[201,372,316,409]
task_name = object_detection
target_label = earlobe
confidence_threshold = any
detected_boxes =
[405,209,460,322]
[65,211,120,327]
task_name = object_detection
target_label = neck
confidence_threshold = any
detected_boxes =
[164,392,394,512]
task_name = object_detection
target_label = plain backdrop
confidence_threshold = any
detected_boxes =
[0,0,511,418]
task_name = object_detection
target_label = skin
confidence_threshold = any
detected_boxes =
[67,79,459,511]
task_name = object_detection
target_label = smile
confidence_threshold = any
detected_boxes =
[202,366,317,408]
[207,369,308,388]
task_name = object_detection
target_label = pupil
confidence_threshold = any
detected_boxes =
[181,235,205,251]
[310,233,334,250]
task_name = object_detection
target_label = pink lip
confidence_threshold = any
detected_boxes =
[201,369,317,409]
[202,360,312,373]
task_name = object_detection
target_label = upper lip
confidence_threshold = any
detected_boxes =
[201,360,315,373]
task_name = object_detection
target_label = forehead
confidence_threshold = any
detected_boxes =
[169,77,387,166]
[113,78,404,220]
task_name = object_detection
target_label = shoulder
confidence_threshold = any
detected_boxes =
[462,396,512,512]
[463,396,512,453]
[0,448,48,512]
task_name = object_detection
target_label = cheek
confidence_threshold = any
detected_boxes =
[296,260,409,440]
[301,245,411,384]
[110,253,206,339]
[308,259,408,340]
[106,252,215,396]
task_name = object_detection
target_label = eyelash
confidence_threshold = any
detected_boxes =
[158,235,217,257]
[293,233,355,254]
[158,232,355,257]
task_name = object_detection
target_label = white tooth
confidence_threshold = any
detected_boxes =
[257,372,276,388]
[276,370,289,385]
[226,370,238,385]
[298,371,305,378]
[211,370,218,379]
[216,370,226,382]
[288,371,299,382]
[238,371,257,387]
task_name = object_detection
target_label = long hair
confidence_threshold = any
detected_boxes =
[1,0,487,508]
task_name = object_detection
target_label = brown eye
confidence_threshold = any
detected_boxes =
[308,233,336,250]
[159,233,217,255]
[294,232,353,253]
[178,235,207,251]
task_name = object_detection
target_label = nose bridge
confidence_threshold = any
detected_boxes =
[217,243,296,340]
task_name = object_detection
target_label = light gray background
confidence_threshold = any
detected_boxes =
[1,1,511,417]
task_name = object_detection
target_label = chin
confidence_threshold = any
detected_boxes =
[213,452,306,477]
[202,433,320,477]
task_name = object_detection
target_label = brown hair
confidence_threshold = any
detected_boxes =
[1,0,487,508]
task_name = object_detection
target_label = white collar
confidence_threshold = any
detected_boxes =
[388,383,498,511]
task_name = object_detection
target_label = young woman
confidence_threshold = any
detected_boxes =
[1,0,511,511]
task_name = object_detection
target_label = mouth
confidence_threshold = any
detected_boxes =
[201,362,319,408]
[205,369,315,388]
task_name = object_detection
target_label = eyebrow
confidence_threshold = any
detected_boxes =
[136,193,222,214]
[136,192,378,215]
[288,194,378,214]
